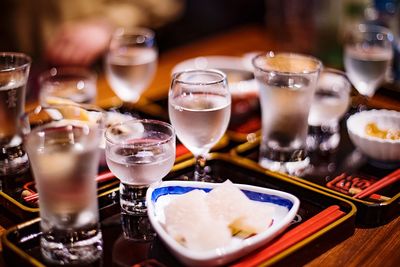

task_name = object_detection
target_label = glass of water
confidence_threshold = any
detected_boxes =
[105,119,175,215]
[0,52,31,176]
[21,104,105,265]
[344,24,393,97]
[307,69,351,152]
[39,67,97,105]
[105,27,158,103]
[252,52,322,175]
[168,69,231,181]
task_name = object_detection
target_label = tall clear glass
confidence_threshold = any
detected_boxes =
[253,52,322,175]
[105,119,175,215]
[344,24,393,98]
[168,69,231,181]
[21,105,105,265]
[0,52,31,176]
[105,27,158,103]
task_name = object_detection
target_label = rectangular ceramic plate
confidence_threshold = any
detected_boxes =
[2,154,356,267]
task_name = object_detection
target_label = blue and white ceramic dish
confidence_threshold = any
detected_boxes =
[146,180,300,266]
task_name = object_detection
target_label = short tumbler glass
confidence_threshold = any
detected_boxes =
[22,105,104,265]
[252,52,322,175]
[307,69,351,152]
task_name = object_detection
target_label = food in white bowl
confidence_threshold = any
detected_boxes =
[171,55,258,97]
[163,180,274,251]
[346,109,400,162]
[146,180,299,266]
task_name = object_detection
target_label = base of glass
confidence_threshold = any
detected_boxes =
[307,124,340,152]
[120,183,151,215]
[121,211,156,241]
[259,157,310,176]
[41,225,103,265]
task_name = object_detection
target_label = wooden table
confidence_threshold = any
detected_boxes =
[1,24,399,267]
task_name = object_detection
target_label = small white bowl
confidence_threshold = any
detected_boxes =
[146,180,299,266]
[346,109,400,162]
[171,56,259,97]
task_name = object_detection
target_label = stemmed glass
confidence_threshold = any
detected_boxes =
[105,119,175,215]
[105,27,157,104]
[168,69,231,181]
[344,24,393,98]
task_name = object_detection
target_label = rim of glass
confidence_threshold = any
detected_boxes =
[105,119,175,147]
[172,69,227,86]
[0,52,31,73]
[112,27,155,40]
[319,68,351,92]
[39,67,97,83]
[252,52,322,75]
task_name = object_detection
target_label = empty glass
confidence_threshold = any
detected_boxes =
[0,52,31,176]
[307,69,351,152]
[105,119,175,215]
[21,104,105,265]
[344,24,394,97]
[39,67,97,105]
[168,69,231,181]
[253,52,322,175]
[105,27,158,103]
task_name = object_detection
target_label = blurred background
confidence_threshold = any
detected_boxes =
[1,0,399,100]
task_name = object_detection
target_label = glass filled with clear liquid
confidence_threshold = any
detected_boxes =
[105,27,157,103]
[39,67,97,105]
[0,52,31,176]
[168,69,231,181]
[252,52,322,175]
[344,24,393,98]
[307,69,351,152]
[105,119,175,215]
[21,105,105,265]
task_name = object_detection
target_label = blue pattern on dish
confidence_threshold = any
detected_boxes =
[151,186,293,209]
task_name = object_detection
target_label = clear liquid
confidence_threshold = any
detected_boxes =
[25,124,100,230]
[106,137,175,185]
[257,75,314,162]
[105,47,157,102]
[344,46,392,97]
[169,93,231,156]
[308,89,349,126]
[0,81,25,146]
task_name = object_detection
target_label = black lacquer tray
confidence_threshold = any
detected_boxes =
[2,154,356,267]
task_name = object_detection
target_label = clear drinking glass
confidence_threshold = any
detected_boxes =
[105,27,158,103]
[0,52,31,176]
[21,104,105,265]
[105,119,175,215]
[344,24,394,98]
[253,52,322,175]
[168,69,231,181]
[39,67,97,105]
[307,69,351,152]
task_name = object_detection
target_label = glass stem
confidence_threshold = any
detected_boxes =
[194,154,208,181]
[119,183,148,215]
